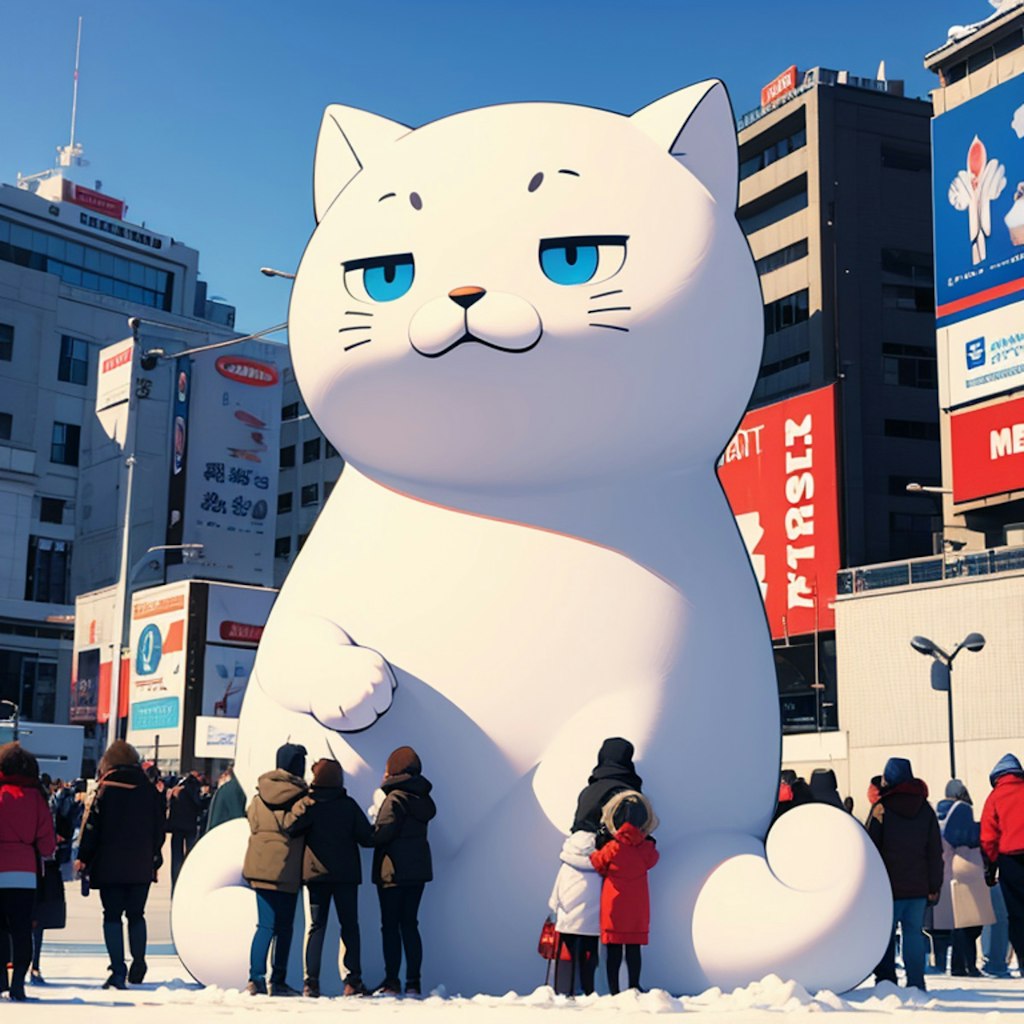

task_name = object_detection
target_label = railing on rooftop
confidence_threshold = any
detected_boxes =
[736,67,901,132]
[837,544,1024,597]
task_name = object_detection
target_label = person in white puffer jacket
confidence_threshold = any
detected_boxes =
[548,831,602,995]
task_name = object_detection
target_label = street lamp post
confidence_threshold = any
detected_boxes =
[909,632,986,778]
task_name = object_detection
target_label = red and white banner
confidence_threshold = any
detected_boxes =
[951,395,1024,501]
[718,385,841,640]
[63,179,126,221]
[761,65,799,109]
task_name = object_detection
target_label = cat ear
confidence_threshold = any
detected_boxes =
[314,104,410,222]
[631,81,738,209]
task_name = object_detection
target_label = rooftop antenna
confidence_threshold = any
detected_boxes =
[56,17,87,170]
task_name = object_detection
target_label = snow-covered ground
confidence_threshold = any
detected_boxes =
[7,951,1023,1021]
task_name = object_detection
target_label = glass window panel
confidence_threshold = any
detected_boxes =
[128,261,145,285]
[84,247,101,271]
[66,242,84,265]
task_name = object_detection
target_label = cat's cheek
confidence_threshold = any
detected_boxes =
[468,294,541,351]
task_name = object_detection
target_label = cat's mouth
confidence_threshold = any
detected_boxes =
[412,330,543,359]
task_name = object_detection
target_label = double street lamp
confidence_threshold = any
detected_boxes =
[909,632,986,778]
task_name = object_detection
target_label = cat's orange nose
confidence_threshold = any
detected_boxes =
[449,286,486,310]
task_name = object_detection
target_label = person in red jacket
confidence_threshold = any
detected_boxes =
[0,742,56,1002]
[980,753,1024,963]
[589,790,659,995]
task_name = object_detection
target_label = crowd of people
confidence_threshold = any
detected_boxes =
[2,734,1024,1001]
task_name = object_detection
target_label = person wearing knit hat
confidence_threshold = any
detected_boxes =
[286,759,375,997]
[370,746,436,997]
[75,740,165,990]
[867,756,943,991]
[980,753,1024,970]
[242,743,309,997]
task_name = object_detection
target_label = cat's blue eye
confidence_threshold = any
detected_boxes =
[541,244,598,285]
[539,235,628,287]
[343,253,415,303]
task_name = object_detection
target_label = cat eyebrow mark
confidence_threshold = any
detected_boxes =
[345,310,374,317]
[378,193,396,202]
[590,289,623,299]
[337,324,373,333]
[588,305,631,314]
[528,172,544,192]
[343,339,373,352]
[410,192,423,210]
[589,323,630,333]
[558,169,580,177]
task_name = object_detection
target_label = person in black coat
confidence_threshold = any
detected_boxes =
[571,738,644,837]
[75,740,165,989]
[166,769,203,890]
[371,746,436,997]
[867,757,943,992]
[287,759,375,997]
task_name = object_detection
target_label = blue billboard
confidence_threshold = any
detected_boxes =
[933,73,1024,327]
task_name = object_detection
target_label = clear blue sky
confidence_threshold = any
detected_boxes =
[0,0,990,336]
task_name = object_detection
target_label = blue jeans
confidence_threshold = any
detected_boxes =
[249,889,298,985]
[875,897,928,990]
[982,883,1010,976]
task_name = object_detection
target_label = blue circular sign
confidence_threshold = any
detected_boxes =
[136,623,163,676]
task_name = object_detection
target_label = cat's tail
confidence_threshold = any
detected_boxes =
[690,803,892,993]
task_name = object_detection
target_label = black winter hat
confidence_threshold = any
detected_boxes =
[276,742,307,778]
[597,737,635,768]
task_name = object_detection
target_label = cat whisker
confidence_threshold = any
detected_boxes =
[338,324,373,333]
[344,338,373,352]
[589,323,630,333]
[590,288,623,300]
[345,310,374,317]
[587,305,631,314]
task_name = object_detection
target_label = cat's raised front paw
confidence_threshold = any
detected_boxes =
[308,643,397,732]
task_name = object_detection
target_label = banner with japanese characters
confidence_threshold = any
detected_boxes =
[169,342,282,585]
[717,386,841,641]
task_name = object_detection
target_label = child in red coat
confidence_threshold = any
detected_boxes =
[589,790,659,994]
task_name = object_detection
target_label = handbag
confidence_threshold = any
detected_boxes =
[538,918,572,961]
[34,859,67,930]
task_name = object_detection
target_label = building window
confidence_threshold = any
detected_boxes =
[277,491,293,514]
[0,412,10,441]
[884,419,940,441]
[325,440,340,459]
[882,342,937,389]
[755,239,808,276]
[303,438,321,463]
[881,248,934,313]
[58,335,90,385]
[0,322,12,361]
[279,445,295,469]
[50,422,81,466]
[324,480,335,500]
[274,536,291,559]
[25,536,72,604]
[739,116,807,181]
[297,532,310,551]
[39,497,65,524]
[0,651,58,723]
[881,147,930,173]
[889,511,936,560]
[738,175,808,236]
[0,216,173,312]
[764,290,809,337]
[301,483,319,507]
[281,402,299,421]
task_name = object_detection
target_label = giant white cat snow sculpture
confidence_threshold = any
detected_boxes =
[172,82,891,995]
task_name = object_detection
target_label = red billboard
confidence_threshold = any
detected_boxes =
[950,395,1024,502]
[718,385,841,640]
[761,65,799,109]
[62,179,126,220]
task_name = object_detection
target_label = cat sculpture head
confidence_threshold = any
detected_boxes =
[289,82,763,496]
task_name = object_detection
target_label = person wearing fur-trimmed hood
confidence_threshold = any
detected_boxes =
[548,831,602,995]
[589,790,659,995]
